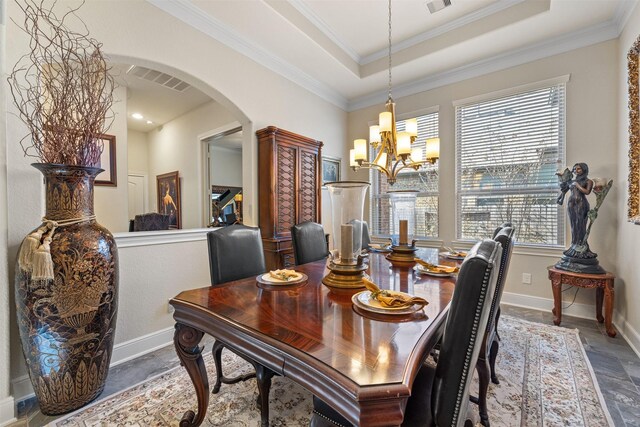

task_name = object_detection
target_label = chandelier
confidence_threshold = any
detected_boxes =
[350,0,440,185]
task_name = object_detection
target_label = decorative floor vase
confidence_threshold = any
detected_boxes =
[15,163,119,415]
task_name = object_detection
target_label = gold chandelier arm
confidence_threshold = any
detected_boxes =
[358,161,391,178]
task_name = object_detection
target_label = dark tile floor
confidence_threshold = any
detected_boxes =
[12,305,640,426]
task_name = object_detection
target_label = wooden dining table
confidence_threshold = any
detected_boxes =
[170,248,458,427]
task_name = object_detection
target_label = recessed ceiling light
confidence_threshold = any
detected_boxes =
[146,120,153,124]
[132,113,143,120]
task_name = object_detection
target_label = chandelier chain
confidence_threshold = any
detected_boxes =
[388,0,392,100]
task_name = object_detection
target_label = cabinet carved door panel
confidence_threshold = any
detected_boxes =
[298,149,318,224]
[276,144,297,236]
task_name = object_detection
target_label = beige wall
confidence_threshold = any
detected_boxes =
[127,129,149,176]
[5,0,347,398]
[348,40,619,308]
[618,5,640,352]
[0,0,15,422]
[210,146,243,187]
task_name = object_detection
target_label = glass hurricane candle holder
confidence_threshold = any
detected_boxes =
[323,181,370,289]
[389,190,418,246]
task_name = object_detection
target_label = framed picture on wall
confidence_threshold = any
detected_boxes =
[322,155,341,187]
[94,134,117,186]
[156,171,181,229]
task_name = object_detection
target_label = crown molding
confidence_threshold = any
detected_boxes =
[146,0,348,110]
[613,0,639,35]
[360,0,527,65]
[348,20,619,111]
[287,0,361,63]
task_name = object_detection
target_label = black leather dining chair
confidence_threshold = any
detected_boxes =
[206,224,275,426]
[291,221,328,265]
[358,220,372,250]
[310,239,503,427]
[471,226,515,426]
[492,221,513,239]
[132,213,170,231]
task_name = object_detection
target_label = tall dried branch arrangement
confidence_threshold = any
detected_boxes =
[7,0,115,166]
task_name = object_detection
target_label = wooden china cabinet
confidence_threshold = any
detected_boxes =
[257,126,323,270]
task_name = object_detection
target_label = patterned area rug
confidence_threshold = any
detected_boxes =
[50,316,613,427]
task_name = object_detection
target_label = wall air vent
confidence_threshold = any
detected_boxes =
[127,65,192,92]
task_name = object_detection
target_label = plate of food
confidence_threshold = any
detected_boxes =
[352,290,427,315]
[257,269,307,285]
[440,250,467,260]
[413,263,458,277]
[368,243,391,252]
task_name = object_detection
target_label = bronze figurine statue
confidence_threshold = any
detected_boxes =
[555,163,612,274]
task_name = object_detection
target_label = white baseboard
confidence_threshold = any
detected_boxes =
[0,396,16,427]
[11,326,174,403]
[502,291,640,358]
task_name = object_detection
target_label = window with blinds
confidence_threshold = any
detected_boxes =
[455,83,565,246]
[370,112,439,239]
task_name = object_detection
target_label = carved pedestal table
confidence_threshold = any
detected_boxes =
[547,266,616,337]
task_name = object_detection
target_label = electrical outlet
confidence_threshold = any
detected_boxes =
[167,300,175,314]
[522,273,532,285]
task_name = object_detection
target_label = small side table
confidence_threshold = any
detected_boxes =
[547,266,616,337]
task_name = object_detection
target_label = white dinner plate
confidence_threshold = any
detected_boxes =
[413,264,455,277]
[352,291,424,315]
[440,251,467,260]
[257,272,306,285]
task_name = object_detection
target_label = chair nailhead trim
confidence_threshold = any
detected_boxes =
[312,409,349,427]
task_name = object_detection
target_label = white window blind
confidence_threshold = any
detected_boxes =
[455,83,565,246]
[370,112,439,239]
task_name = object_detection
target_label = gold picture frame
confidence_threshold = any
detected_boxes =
[628,36,640,224]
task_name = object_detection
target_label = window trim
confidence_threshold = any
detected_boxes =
[454,77,568,248]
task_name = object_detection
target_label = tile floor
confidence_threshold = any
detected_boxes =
[12,305,640,426]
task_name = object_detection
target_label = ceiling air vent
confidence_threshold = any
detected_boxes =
[127,65,192,92]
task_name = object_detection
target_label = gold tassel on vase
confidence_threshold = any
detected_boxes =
[17,224,49,273]
[31,234,55,282]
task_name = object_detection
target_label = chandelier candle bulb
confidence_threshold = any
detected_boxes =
[411,147,423,162]
[380,112,393,132]
[397,132,411,155]
[369,125,381,144]
[349,149,357,167]
[354,139,368,161]
[399,220,408,245]
[340,224,354,264]
[405,118,418,137]
[426,137,440,160]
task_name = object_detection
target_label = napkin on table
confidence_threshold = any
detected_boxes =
[414,259,459,274]
[362,278,428,309]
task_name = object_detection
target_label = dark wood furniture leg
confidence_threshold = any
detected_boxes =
[604,279,617,337]
[255,364,275,427]
[211,340,256,394]
[475,356,490,426]
[550,274,562,326]
[174,323,209,427]
[596,287,604,323]
[489,307,501,385]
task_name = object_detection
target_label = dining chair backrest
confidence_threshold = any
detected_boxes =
[360,221,371,250]
[133,213,170,231]
[492,222,513,239]
[207,224,266,285]
[431,239,502,427]
[486,226,515,338]
[291,221,328,265]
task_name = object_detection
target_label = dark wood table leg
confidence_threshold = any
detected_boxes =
[255,364,275,427]
[550,274,562,326]
[595,287,604,323]
[174,323,209,427]
[604,279,617,338]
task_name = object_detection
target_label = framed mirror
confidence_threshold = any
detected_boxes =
[628,36,640,224]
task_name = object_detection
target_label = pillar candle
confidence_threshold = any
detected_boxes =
[341,224,354,264]
[399,220,408,245]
